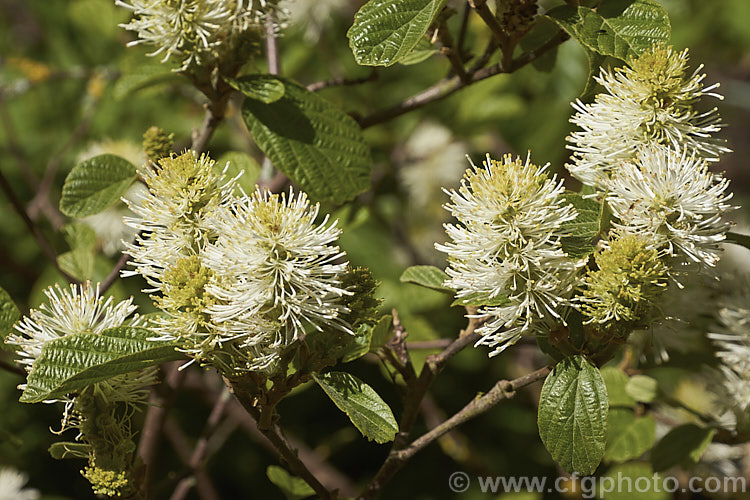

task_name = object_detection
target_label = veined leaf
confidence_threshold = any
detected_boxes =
[600,366,636,407]
[215,151,262,194]
[560,192,601,259]
[399,265,451,293]
[226,75,285,103]
[347,0,447,67]
[60,154,137,217]
[241,78,371,204]
[58,249,95,282]
[313,371,398,443]
[650,424,715,472]
[399,37,438,66]
[546,0,671,62]
[538,355,608,475]
[21,326,184,403]
[625,374,658,403]
[605,409,656,463]
[340,324,373,363]
[266,466,315,500]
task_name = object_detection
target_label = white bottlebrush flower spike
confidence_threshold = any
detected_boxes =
[606,144,734,269]
[123,151,236,291]
[567,45,729,189]
[203,188,351,370]
[6,282,139,370]
[0,468,39,500]
[116,0,266,71]
[436,153,580,355]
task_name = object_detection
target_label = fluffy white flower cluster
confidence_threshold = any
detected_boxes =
[123,152,351,372]
[116,0,266,71]
[568,45,735,270]
[6,282,157,407]
[436,154,580,354]
[7,283,139,371]
[567,46,729,189]
[607,146,734,268]
[707,284,750,431]
[0,468,39,500]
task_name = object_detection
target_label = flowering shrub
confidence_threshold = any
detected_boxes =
[0,0,748,498]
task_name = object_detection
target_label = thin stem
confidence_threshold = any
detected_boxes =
[306,69,378,92]
[163,418,221,500]
[100,250,131,294]
[455,2,471,61]
[356,30,568,128]
[228,377,333,499]
[265,13,280,76]
[170,387,232,500]
[406,339,453,350]
[28,83,100,228]
[437,24,469,83]
[137,362,186,499]
[359,365,551,499]
[468,0,511,70]
[0,167,78,284]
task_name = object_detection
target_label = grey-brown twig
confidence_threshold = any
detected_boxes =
[170,387,232,500]
[306,69,379,92]
[359,365,551,499]
[137,362,187,499]
[227,376,334,499]
[0,167,78,284]
[356,30,568,129]
[163,418,221,500]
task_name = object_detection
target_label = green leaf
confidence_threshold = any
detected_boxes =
[57,249,95,281]
[600,366,636,407]
[538,355,608,475]
[341,324,373,363]
[266,466,315,500]
[451,292,508,308]
[625,374,658,403]
[21,326,184,403]
[520,17,562,73]
[369,315,393,351]
[0,285,20,343]
[59,154,137,217]
[226,75,286,104]
[560,193,601,259]
[49,442,90,460]
[580,47,606,100]
[398,37,438,66]
[605,409,656,463]
[241,78,371,204]
[62,223,97,250]
[601,462,669,500]
[347,0,447,66]
[726,231,750,251]
[650,424,715,472]
[546,0,671,62]
[215,151,262,194]
[313,371,398,443]
[113,56,180,100]
[399,265,451,293]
